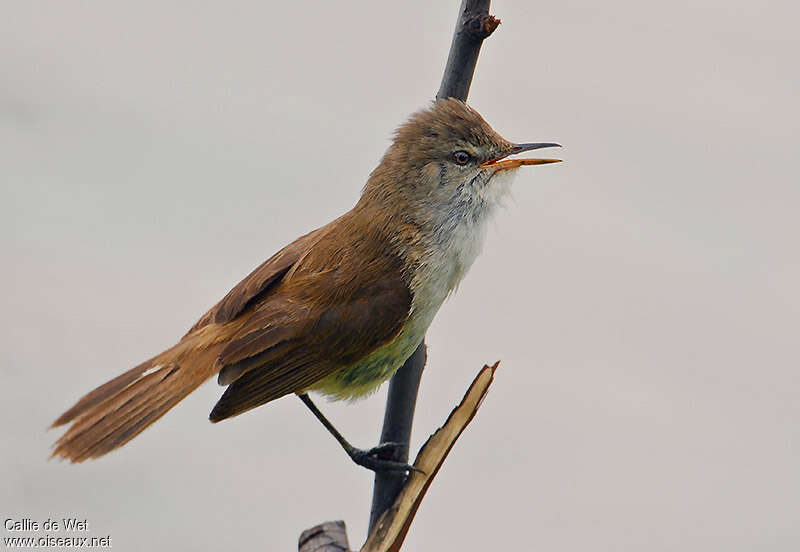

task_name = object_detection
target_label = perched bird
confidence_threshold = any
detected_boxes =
[51,98,560,468]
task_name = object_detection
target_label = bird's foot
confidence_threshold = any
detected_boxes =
[346,442,424,474]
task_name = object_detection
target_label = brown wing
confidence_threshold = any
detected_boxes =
[186,218,342,335]
[208,215,412,422]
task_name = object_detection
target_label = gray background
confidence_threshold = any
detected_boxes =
[3,1,799,550]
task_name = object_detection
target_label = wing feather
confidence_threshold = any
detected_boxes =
[209,217,413,421]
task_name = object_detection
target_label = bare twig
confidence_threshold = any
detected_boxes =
[296,362,499,551]
[437,0,500,100]
[362,363,500,552]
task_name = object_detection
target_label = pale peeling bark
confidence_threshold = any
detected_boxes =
[361,363,498,552]
[295,363,499,551]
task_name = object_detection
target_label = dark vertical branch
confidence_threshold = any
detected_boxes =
[437,0,500,101]
[367,0,500,534]
[368,343,426,531]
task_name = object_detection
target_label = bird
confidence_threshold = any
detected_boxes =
[51,98,561,469]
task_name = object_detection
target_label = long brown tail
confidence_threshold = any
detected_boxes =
[51,330,225,463]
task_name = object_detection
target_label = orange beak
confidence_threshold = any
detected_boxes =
[479,142,563,170]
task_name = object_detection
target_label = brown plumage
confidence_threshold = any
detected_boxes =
[51,205,413,462]
[51,325,236,462]
[51,98,560,463]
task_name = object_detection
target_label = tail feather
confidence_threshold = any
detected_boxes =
[52,333,224,463]
[51,358,158,428]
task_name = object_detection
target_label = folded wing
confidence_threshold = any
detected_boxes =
[208,215,413,421]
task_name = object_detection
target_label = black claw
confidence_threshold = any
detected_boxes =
[347,443,424,474]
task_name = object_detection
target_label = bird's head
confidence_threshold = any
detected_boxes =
[362,98,561,219]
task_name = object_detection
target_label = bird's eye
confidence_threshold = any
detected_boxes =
[453,151,471,165]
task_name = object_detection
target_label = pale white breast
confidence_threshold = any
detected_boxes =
[410,167,517,315]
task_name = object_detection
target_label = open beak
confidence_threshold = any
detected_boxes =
[479,142,562,170]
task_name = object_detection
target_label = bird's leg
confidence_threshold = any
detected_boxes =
[297,393,423,474]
